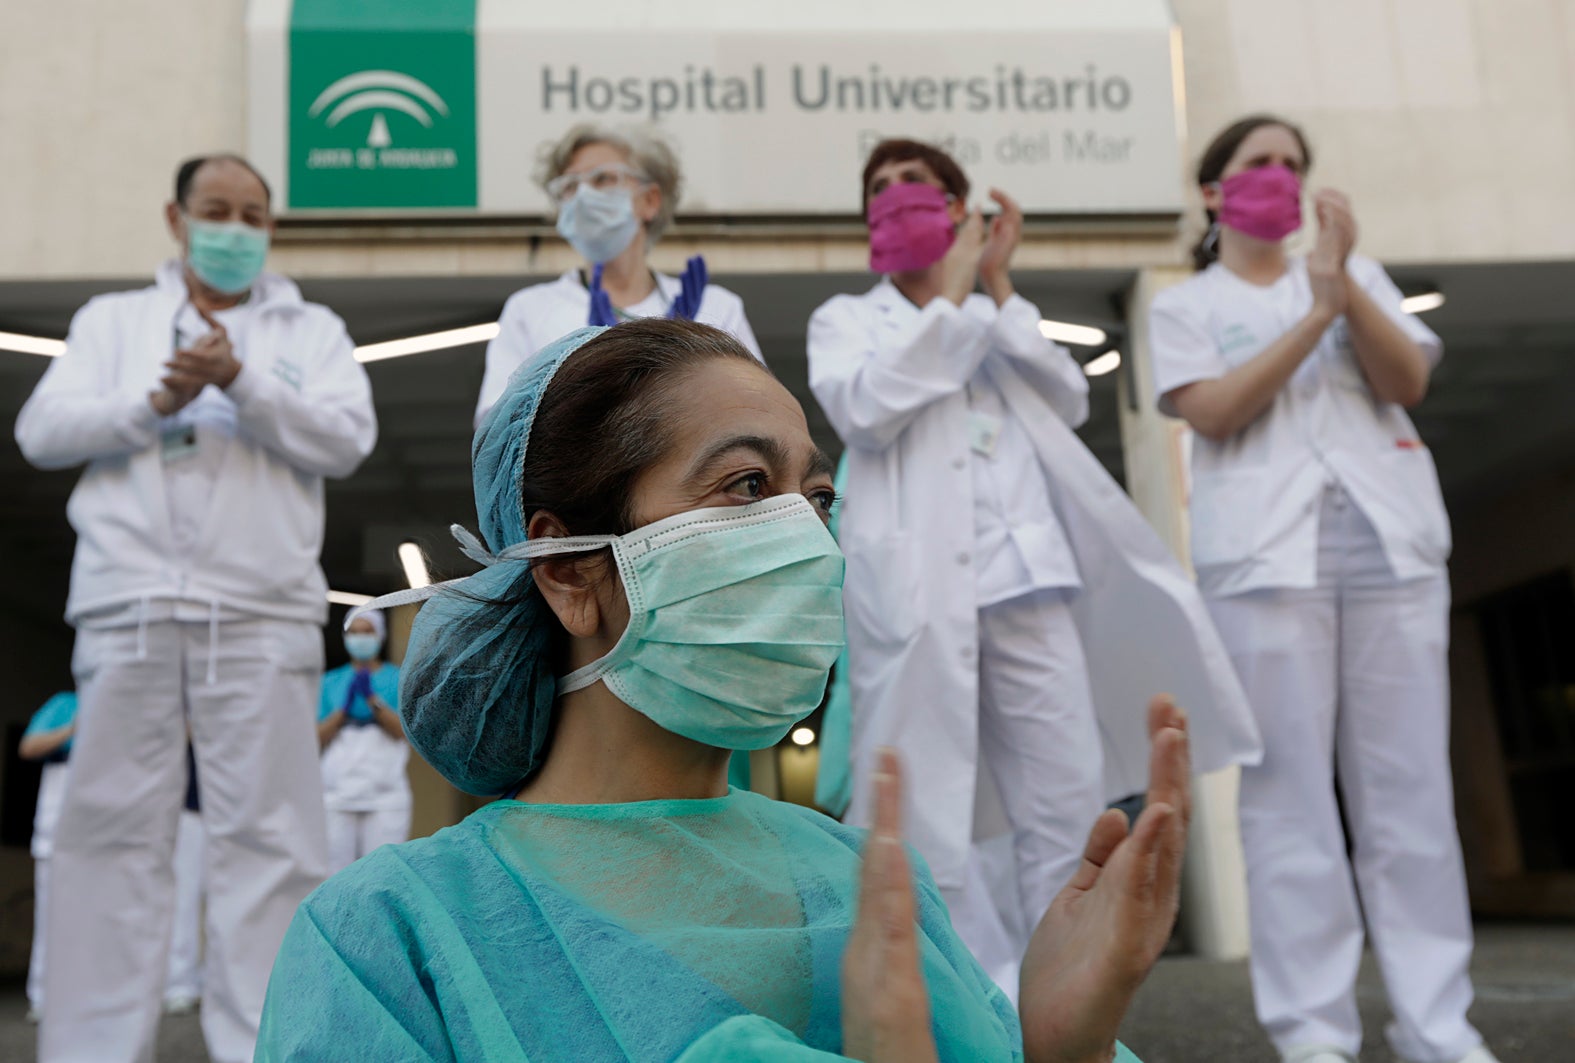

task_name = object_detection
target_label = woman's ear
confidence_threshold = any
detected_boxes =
[527,512,605,639]
[636,182,662,226]
[1201,182,1224,213]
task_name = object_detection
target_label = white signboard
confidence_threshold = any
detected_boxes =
[250,1,1185,217]
[480,31,1184,217]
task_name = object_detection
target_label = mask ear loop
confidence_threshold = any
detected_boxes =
[1202,181,1223,257]
[1202,219,1221,256]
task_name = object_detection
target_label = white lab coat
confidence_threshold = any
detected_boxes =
[476,269,763,426]
[809,280,1260,891]
[15,261,377,625]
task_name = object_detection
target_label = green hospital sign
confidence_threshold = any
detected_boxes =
[287,0,477,210]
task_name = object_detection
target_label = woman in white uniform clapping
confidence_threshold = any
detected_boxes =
[1148,114,1496,1063]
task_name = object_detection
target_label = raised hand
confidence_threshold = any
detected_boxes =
[1308,189,1356,319]
[940,209,987,308]
[163,308,242,394]
[1312,189,1357,264]
[841,748,940,1063]
[1019,696,1191,1063]
[977,188,1024,305]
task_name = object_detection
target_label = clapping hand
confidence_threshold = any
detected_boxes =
[1308,189,1357,318]
[163,309,242,394]
[977,188,1023,305]
[841,748,941,1063]
[1019,696,1191,1063]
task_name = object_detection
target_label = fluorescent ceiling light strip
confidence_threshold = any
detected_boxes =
[1400,292,1445,315]
[398,541,432,589]
[0,330,66,357]
[1039,319,1108,347]
[1084,351,1122,377]
[355,322,501,363]
[326,589,375,607]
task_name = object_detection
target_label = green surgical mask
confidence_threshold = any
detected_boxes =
[349,483,845,778]
[551,494,846,749]
[185,215,270,295]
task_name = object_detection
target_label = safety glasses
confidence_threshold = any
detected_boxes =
[545,163,650,204]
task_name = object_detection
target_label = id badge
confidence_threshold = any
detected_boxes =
[161,425,199,463]
[968,411,1002,458]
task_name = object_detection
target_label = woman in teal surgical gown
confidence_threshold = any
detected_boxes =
[258,319,1189,1062]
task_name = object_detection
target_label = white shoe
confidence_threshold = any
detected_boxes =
[162,993,200,1015]
[1283,1048,1358,1063]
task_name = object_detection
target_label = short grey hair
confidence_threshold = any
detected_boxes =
[536,124,683,242]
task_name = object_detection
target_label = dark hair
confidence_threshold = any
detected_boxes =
[1190,115,1313,270]
[860,138,970,213]
[406,319,774,794]
[522,318,770,538]
[173,154,273,208]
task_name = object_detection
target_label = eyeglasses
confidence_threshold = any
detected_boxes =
[545,164,650,204]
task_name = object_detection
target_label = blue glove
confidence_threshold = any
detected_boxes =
[344,670,376,723]
[586,264,619,327]
[668,256,708,321]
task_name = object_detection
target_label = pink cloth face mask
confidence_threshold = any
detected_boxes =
[1216,165,1303,242]
[867,183,956,273]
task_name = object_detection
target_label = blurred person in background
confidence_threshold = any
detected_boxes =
[317,608,410,873]
[474,122,761,428]
[1149,114,1495,1063]
[807,138,1258,999]
[14,152,377,1063]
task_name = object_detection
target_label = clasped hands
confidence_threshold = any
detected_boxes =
[150,307,242,416]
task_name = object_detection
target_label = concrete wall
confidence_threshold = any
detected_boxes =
[2,0,1573,281]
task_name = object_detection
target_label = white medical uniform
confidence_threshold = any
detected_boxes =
[1150,254,1481,1063]
[475,269,763,426]
[15,260,376,1063]
[319,662,410,873]
[810,280,1260,990]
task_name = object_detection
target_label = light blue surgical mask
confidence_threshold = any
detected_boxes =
[185,216,270,295]
[552,494,846,748]
[344,633,383,661]
[555,186,641,265]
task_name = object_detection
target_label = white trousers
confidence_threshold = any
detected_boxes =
[1207,492,1480,1063]
[325,806,411,875]
[41,618,329,1063]
[164,810,206,1001]
[28,803,205,1012]
[943,590,1104,987]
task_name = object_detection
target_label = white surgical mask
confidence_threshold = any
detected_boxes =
[344,633,382,661]
[556,186,642,265]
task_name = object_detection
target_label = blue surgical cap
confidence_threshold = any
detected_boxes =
[399,327,608,795]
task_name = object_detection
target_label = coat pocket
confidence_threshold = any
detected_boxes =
[1188,469,1261,569]
[843,534,922,647]
[1378,447,1452,564]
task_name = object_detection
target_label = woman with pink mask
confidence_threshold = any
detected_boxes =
[809,139,1259,1002]
[1149,116,1495,1063]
